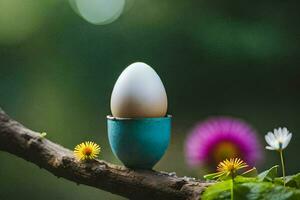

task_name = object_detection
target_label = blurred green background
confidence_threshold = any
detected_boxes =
[0,0,300,199]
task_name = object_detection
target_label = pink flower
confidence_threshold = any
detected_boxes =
[185,117,262,168]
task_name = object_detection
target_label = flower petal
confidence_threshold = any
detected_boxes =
[274,128,280,139]
[282,127,288,138]
[266,146,276,150]
[282,133,292,149]
[265,134,272,146]
[266,132,277,148]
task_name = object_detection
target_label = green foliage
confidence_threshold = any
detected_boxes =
[257,165,279,182]
[202,180,231,200]
[40,132,47,138]
[282,173,300,189]
[234,182,300,200]
[241,167,258,177]
[203,166,300,200]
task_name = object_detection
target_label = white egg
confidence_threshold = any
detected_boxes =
[111,62,168,118]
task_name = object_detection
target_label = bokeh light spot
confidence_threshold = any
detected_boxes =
[72,0,126,25]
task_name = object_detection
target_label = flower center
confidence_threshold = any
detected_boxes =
[278,142,283,149]
[213,141,241,164]
[226,163,235,171]
[83,147,92,156]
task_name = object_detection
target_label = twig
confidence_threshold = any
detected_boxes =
[0,107,211,200]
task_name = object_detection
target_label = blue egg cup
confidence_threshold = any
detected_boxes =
[107,115,171,169]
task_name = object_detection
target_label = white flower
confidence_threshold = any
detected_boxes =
[265,127,292,151]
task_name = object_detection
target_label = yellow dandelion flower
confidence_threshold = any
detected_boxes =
[74,141,101,161]
[204,158,249,200]
[217,158,248,177]
[204,158,250,180]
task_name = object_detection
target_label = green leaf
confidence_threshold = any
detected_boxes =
[40,132,47,137]
[234,182,300,200]
[202,179,300,200]
[203,167,300,200]
[242,167,258,177]
[258,165,279,182]
[274,173,300,188]
[234,176,257,183]
[284,173,300,189]
[202,180,231,200]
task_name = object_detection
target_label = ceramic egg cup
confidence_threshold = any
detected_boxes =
[107,115,171,169]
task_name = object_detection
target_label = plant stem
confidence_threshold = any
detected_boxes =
[231,177,234,200]
[279,150,286,186]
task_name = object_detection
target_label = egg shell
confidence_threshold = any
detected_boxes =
[111,62,168,118]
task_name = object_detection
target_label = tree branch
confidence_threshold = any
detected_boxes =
[0,108,210,200]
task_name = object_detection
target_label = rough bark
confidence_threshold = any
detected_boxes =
[0,108,211,200]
